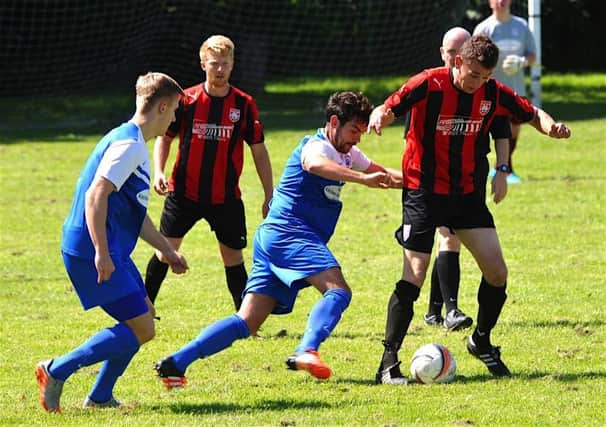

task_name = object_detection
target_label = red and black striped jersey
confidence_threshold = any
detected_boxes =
[385,67,535,195]
[166,83,264,205]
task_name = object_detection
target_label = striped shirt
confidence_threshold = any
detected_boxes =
[385,67,534,195]
[167,83,264,205]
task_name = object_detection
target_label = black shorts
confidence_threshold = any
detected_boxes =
[159,193,247,249]
[395,188,495,254]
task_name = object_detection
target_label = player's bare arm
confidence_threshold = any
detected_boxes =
[365,162,403,188]
[529,108,571,139]
[302,153,388,188]
[250,142,274,218]
[153,135,174,195]
[85,176,116,283]
[139,215,188,274]
[491,138,509,204]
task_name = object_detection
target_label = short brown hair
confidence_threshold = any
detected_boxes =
[135,72,184,113]
[459,34,499,70]
[199,35,235,62]
[325,91,374,125]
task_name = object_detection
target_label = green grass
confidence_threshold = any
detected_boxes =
[1,73,605,426]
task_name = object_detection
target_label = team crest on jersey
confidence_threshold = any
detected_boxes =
[229,108,241,123]
[479,100,491,116]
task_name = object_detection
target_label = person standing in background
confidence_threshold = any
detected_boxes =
[474,0,536,184]
[144,35,273,311]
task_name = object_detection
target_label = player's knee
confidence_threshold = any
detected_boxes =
[133,322,156,344]
[405,270,426,286]
[403,257,429,285]
[485,263,507,287]
[325,288,352,311]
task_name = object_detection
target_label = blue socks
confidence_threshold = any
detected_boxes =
[49,323,140,382]
[88,347,138,403]
[296,288,351,353]
[171,314,250,373]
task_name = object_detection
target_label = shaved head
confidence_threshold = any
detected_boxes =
[440,27,471,68]
[442,27,471,50]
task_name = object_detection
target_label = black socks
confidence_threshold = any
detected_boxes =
[145,253,169,303]
[381,280,420,368]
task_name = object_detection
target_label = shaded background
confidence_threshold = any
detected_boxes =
[0,0,603,96]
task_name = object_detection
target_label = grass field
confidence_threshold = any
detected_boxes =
[0,73,605,426]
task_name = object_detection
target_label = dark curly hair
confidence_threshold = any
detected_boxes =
[459,34,499,70]
[325,91,374,125]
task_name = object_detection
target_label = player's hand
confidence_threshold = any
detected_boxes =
[362,171,390,188]
[367,107,394,135]
[165,250,188,274]
[386,172,403,188]
[548,122,571,139]
[491,171,508,204]
[94,252,115,284]
[153,173,169,195]
[502,55,528,76]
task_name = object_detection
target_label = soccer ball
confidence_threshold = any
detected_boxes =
[410,343,456,384]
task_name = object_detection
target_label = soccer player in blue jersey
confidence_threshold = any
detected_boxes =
[154,91,402,387]
[35,72,189,413]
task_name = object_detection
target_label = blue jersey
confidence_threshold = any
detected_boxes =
[246,128,370,314]
[62,122,150,260]
[266,130,346,243]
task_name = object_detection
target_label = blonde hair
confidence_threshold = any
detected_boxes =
[199,35,235,62]
[135,72,184,113]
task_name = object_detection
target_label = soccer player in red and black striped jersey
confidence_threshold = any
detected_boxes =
[369,34,571,383]
[145,35,273,311]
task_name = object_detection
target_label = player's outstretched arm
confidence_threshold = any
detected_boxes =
[303,154,389,188]
[529,108,572,139]
[365,162,403,188]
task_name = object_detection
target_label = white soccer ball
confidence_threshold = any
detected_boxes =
[410,343,456,384]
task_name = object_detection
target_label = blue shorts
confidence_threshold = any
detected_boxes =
[62,252,148,320]
[101,292,148,322]
[244,222,339,314]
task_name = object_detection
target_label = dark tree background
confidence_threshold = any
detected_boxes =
[0,0,603,96]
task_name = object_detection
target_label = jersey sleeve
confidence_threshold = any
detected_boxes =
[349,146,371,171]
[96,139,148,191]
[245,97,265,145]
[384,71,428,118]
[489,116,512,140]
[524,24,537,56]
[300,137,331,165]
[495,82,536,123]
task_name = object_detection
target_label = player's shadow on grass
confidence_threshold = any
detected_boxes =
[524,175,606,183]
[506,319,604,329]
[151,398,332,415]
[456,370,606,383]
